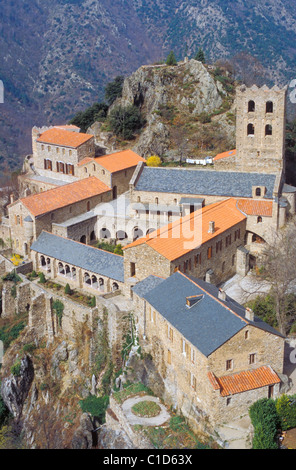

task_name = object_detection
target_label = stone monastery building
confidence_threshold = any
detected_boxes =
[0,83,295,427]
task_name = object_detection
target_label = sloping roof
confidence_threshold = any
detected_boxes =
[214,149,236,161]
[20,177,111,217]
[37,127,93,148]
[30,231,124,282]
[78,150,146,173]
[132,275,165,298]
[138,271,284,357]
[236,199,273,217]
[134,167,276,199]
[208,366,281,397]
[123,198,246,261]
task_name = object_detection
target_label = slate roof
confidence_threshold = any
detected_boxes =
[138,271,284,357]
[134,167,276,199]
[132,275,165,298]
[30,231,124,282]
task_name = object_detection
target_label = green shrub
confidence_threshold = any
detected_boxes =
[88,296,96,308]
[198,112,211,124]
[2,270,21,283]
[276,394,296,431]
[108,105,145,140]
[249,398,279,449]
[79,395,109,423]
[11,360,21,377]
[52,299,64,326]
[23,343,36,354]
[64,283,71,295]
[38,272,46,284]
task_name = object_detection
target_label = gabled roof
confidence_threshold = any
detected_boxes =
[214,149,236,161]
[123,198,246,261]
[135,271,284,357]
[37,127,93,148]
[236,199,273,217]
[20,177,111,217]
[30,231,124,283]
[134,167,276,199]
[208,366,281,397]
[78,149,146,173]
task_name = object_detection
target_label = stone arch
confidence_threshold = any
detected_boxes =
[133,227,143,241]
[116,230,128,241]
[65,265,71,277]
[80,235,86,244]
[99,227,111,239]
[58,262,64,275]
[40,255,46,267]
[71,267,77,280]
[265,124,272,136]
[90,230,96,242]
[84,272,91,286]
[146,228,156,235]
[112,282,119,292]
[99,278,104,292]
[91,275,98,289]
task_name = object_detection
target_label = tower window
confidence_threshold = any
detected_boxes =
[247,123,255,135]
[248,100,255,112]
[266,101,273,113]
[265,124,272,136]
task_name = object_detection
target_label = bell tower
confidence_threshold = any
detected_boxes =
[235,84,287,175]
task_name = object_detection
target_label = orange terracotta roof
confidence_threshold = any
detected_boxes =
[214,149,236,161]
[208,366,280,397]
[123,198,246,261]
[95,150,146,173]
[20,177,111,217]
[77,157,94,167]
[37,127,93,148]
[236,199,273,217]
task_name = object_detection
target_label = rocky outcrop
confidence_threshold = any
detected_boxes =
[93,59,234,159]
[1,355,34,420]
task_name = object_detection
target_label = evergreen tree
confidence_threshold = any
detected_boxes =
[166,51,177,66]
[195,48,205,64]
[104,76,125,106]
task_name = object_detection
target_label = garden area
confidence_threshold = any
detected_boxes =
[26,270,96,308]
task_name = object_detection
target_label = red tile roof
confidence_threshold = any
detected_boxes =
[214,149,236,162]
[208,366,281,397]
[123,198,246,261]
[237,199,273,217]
[20,177,111,217]
[37,127,93,148]
[78,149,146,173]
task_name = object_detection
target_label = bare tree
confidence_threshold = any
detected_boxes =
[259,220,296,335]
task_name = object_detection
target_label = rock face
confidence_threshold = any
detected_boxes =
[1,355,34,419]
[105,59,230,158]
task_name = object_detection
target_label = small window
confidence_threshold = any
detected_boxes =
[102,169,105,175]
[155,197,159,205]
[265,124,272,136]
[84,167,88,173]
[130,262,136,277]
[87,201,91,212]
[245,330,249,340]
[207,246,212,259]
[226,359,233,371]
[255,187,261,197]
[248,100,255,112]
[249,353,256,365]
[226,397,232,406]
[168,325,173,342]
[167,350,172,365]
[247,123,255,135]
[190,373,197,391]
[266,101,273,113]
[257,216,262,223]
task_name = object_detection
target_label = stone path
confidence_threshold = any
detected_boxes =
[215,414,252,449]
[121,395,171,426]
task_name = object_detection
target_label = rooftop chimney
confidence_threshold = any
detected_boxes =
[208,221,215,233]
[218,288,226,301]
[10,194,14,205]
[245,307,254,322]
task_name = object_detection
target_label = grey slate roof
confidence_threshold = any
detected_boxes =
[31,231,124,282]
[135,167,276,199]
[139,271,283,357]
[132,275,165,298]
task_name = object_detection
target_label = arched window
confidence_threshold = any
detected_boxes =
[265,124,272,136]
[155,197,159,205]
[257,216,263,223]
[247,123,255,135]
[266,101,273,113]
[248,100,255,112]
